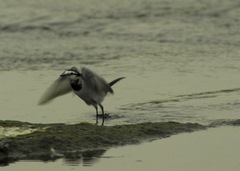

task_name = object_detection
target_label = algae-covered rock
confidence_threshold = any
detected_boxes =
[0,120,206,163]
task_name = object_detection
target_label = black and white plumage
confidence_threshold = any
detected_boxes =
[38,66,125,125]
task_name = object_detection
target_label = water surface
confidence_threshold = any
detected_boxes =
[1,0,240,169]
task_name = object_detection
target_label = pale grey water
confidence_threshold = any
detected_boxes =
[1,0,240,170]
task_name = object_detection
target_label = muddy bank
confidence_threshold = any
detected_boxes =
[0,120,206,163]
[1,119,240,166]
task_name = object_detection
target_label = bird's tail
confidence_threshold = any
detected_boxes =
[108,77,125,94]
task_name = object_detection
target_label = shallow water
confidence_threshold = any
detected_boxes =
[1,0,240,169]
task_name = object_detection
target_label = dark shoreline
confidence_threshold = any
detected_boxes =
[0,119,240,166]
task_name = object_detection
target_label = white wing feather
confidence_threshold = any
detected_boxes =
[38,76,72,105]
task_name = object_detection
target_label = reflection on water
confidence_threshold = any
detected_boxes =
[64,158,82,166]
[0,149,106,167]
[63,149,106,167]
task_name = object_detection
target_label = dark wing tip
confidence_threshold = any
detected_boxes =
[109,87,114,94]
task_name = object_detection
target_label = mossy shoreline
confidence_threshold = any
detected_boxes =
[2,119,240,165]
[0,119,240,165]
[0,120,206,162]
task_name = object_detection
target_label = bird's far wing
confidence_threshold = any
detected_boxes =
[38,76,72,105]
[81,67,110,93]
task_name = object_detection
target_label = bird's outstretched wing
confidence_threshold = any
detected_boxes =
[38,76,72,105]
[81,67,110,94]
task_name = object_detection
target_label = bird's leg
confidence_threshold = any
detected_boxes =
[95,106,98,125]
[99,104,104,126]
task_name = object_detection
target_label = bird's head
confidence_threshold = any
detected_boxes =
[60,67,81,80]
[60,67,82,91]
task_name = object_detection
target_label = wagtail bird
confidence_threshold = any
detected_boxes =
[38,66,125,125]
